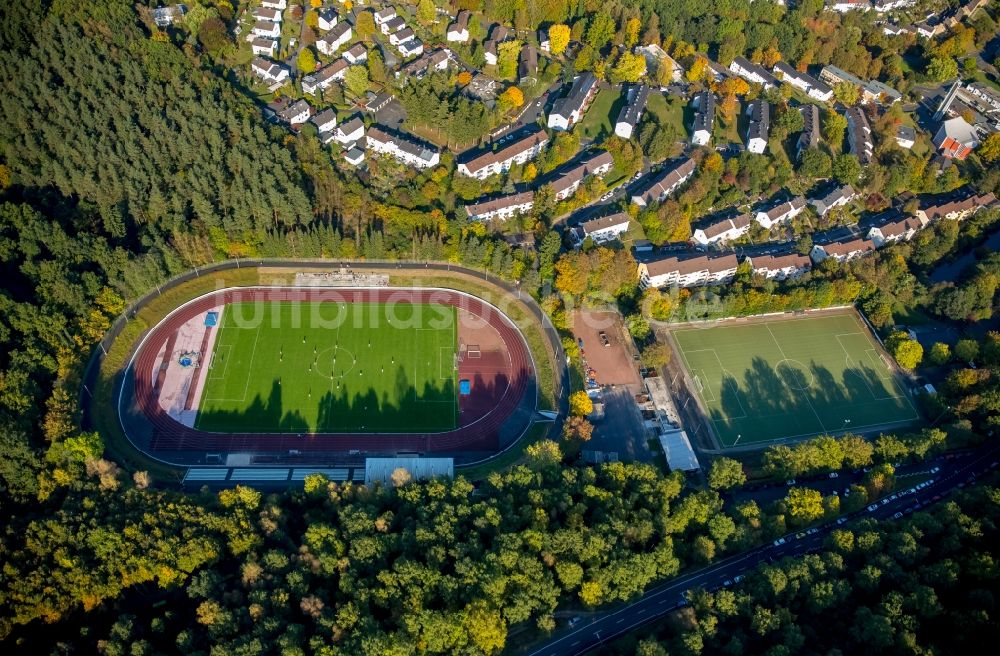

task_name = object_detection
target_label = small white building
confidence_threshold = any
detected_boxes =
[252,7,282,23]
[251,57,290,84]
[465,191,535,222]
[344,147,365,166]
[867,216,926,247]
[311,109,338,134]
[754,197,805,230]
[316,8,338,32]
[317,23,352,56]
[251,37,278,57]
[692,213,753,247]
[343,43,368,65]
[447,10,470,42]
[261,0,287,9]
[576,212,631,244]
[398,38,424,58]
[252,20,281,39]
[895,125,916,149]
[390,27,415,46]
[381,16,405,35]
[374,7,397,26]
[335,116,365,145]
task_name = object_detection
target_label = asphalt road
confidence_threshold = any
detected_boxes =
[521,445,1000,656]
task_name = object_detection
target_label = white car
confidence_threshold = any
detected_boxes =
[773,537,786,546]
[867,504,879,512]
[828,472,839,479]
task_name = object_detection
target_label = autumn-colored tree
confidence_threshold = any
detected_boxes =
[548,24,569,55]
[685,57,709,83]
[624,17,641,48]
[457,70,473,86]
[498,86,524,111]
[355,11,376,39]
[978,132,1000,163]
[562,416,594,442]
[610,52,646,83]
[297,47,317,74]
[569,391,594,417]
[305,10,319,29]
[886,331,923,369]
[417,0,435,23]
[761,45,782,68]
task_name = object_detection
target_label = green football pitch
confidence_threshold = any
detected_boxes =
[195,301,459,433]
[671,314,920,447]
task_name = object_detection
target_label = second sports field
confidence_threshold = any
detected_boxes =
[672,313,921,447]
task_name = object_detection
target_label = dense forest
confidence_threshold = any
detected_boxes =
[618,479,1000,656]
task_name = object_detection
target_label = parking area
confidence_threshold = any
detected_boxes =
[573,309,651,462]
[372,98,407,129]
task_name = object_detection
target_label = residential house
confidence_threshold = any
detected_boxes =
[966,82,1000,112]
[484,25,511,66]
[548,72,600,130]
[867,215,926,247]
[692,213,754,247]
[895,125,916,149]
[381,16,405,35]
[343,43,368,64]
[317,23,352,55]
[447,10,470,42]
[317,9,338,31]
[773,61,833,101]
[797,104,821,158]
[576,212,631,244]
[548,150,614,201]
[746,99,770,154]
[746,252,812,280]
[638,252,740,288]
[251,57,290,84]
[366,126,440,169]
[704,59,732,82]
[809,184,857,216]
[631,158,697,207]
[311,109,338,134]
[810,237,875,263]
[846,107,874,164]
[819,65,901,104]
[457,126,549,179]
[301,59,348,95]
[335,116,365,145]
[390,27,415,46]
[916,191,998,222]
[827,0,872,11]
[252,20,281,39]
[252,7,282,23]
[538,29,551,52]
[344,147,365,166]
[519,45,538,83]
[267,98,312,126]
[261,0,287,9]
[465,191,535,222]
[915,21,945,39]
[728,56,778,89]
[933,117,979,160]
[755,197,805,229]
[639,44,683,83]
[251,37,278,57]
[615,85,651,139]
[153,4,187,27]
[398,48,452,78]
[872,0,914,10]
[398,39,424,58]
[691,92,715,146]
[364,91,394,113]
[374,7,396,25]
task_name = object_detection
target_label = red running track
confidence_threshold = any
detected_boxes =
[129,288,534,454]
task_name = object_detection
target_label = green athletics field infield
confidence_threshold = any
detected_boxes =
[195,301,458,433]
[671,313,921,447]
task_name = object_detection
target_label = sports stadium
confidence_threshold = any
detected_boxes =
[117,282,539,470]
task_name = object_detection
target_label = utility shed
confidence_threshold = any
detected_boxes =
[364,457,454,486]
[658,429,700,472]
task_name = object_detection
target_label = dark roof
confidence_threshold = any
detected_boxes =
[466,191,535,216]
[749,252,812,271]
[797,104,820,152]
[367,125,438,161]
[552,72,598,118]
[692,92,715,134]
[311,109,337,126]
[459,125,548,175]
[747,99,769,141]
[634,158,696,204]
[616,85,651,129]
[730,56,778,86]
[580,212,631,234]
[642,252,739,277]
[338,116,365,135]
[548,150,614,196]
[519,44,538,78]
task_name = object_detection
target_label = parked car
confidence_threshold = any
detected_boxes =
[867,504,879,512]
[893,511,904,519]
[786,479,796,486]
[806,528,819,535]
[828,472,839,479]
[773,537,786,546]
[836,517,848,525]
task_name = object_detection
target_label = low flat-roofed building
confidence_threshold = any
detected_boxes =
[364,457,454,486]
[658,429,701,472]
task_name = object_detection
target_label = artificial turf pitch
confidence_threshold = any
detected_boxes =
[195,301,458,433]
[671,314,920,447]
